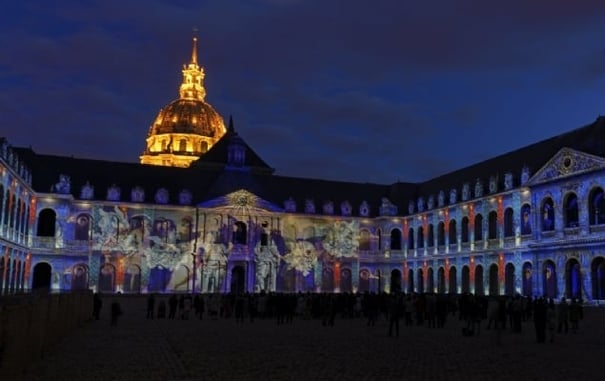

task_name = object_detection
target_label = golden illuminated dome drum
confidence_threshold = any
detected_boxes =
[140,36,226,167]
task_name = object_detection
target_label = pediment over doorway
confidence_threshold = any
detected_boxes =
[197,189,283,213]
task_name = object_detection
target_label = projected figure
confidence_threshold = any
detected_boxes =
[201,232,229,293]
[323,220,359,258]
[283,239,317,276]
[254,238,280,292]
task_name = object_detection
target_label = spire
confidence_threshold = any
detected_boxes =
[228,115,235,132]
[191,35,198,65]
[179,33,206,101]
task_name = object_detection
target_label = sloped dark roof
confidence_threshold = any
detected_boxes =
[416,116,605,203]
[191,127,274,174]
[12,147,402,216]
[12,147,223,204]
[251,175,414,217]
[10,115,605,217]
[201,169,268,202]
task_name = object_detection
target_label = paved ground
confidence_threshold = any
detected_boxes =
[21,296,605,381]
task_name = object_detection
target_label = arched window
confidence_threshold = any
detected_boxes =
[8,193,15,228]
[15,200,23,234]
[541,197,555,231]
[461,217,469,243]
[521,262,534,296]
[37,208,56,237]
[417,226,424,249]
[427,224,434,247]
[504,207,514,237]
[24,204,31,237]
[178,139,187,152]
[474,214,483,241]
[2,190,11,225]
[437,221,445,246]
[200,141,209,153]
[232,221,247,245]
[407,227,414,250]
[19,200,27,236]
[564,193,579,228]
[74,214,91,241]
[475,265,484,295]
[390,228,402,250]
[449,219,457,245]
[488,211,498,239]
[589,187,605,225]
[520,204,532,235]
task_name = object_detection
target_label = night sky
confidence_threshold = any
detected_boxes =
[2,0,605,184]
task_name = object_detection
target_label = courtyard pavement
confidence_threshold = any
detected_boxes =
[21,295,605,381]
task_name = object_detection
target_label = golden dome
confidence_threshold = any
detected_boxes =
[140,36,226,168]
[148,99,225,137]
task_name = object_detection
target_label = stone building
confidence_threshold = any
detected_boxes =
[2,38,605,301]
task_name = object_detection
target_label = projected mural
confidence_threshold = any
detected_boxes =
[90,205,197,293]
[278,216,359,291]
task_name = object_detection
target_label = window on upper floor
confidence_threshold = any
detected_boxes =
[461,217,469,243]
[391,228,402,251]
[24,205,30,237]
[474,214,483,241]
[488,211,498,239]
[541,198,555,232]
[232,221,247,245]
[437,222,445,246]
[74,214,91,241]
[417,226,424,249]
[37,208,56,237]
[564,193,579,228]
[504,207,514,237]
[449,219,457,244]
[427,224,435,247]
[15,199,22,232]
[521,204,532,235]
[589,187,605,225]
[8,193,15,228]
[19,200,28,236]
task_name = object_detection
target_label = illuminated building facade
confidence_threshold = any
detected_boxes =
[2,41,605,301]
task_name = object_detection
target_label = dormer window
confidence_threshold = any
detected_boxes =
[323,201,334,215]
[359,201,370,217]
[284,197,296,212]
[305,199,315,214]
[227,139,246,167]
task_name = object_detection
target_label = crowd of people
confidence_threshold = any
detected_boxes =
[96,291,585,343]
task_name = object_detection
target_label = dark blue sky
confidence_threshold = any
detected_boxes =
[1,0,605,184]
